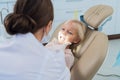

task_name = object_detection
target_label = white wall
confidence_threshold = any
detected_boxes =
[0,0,15,39]
[0,0,120,38]
[50,0,120,36]
[93,39,120,80]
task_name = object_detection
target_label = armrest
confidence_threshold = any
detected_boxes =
[71,32,108,80]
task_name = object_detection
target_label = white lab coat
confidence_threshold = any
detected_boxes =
[0,33,70,80]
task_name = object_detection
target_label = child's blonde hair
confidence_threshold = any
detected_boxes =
[61,20,86,54]
[64,19,86,42]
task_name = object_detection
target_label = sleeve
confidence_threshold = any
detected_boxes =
[65,49,74,69]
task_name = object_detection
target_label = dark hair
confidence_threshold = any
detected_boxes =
[4,0,54,35]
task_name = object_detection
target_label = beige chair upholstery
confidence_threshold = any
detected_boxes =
[50,4,113,80]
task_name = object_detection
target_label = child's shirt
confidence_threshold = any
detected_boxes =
[65,49,74,69]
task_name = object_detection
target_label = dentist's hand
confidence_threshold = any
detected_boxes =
[45,38,71,52]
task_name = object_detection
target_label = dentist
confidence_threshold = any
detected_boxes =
[0,0,70,80]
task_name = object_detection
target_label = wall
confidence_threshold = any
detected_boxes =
[0,0,15,40]
[0,0,120,39]
[51,0,120,36]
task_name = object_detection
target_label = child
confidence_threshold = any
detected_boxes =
[46,20,86,69]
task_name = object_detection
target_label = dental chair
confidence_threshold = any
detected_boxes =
[50,4,113,80]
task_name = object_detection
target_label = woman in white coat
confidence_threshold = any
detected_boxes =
[0,0,70,80]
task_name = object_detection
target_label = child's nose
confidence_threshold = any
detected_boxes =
[62,31,67,36]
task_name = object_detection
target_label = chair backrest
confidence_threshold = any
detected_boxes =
[72,4,113,58]
[50,4,113,80]
[70,4,113,80]
[84,4,113,28]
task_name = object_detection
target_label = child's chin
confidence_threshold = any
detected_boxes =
[58,40,65,44]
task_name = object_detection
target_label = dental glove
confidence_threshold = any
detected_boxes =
[65,49,74,69]
[45,38,71,53]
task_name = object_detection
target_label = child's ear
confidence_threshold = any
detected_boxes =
[46,20,52,35]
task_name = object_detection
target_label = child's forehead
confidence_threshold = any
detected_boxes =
[64,20,73,25]
[63,21,78,29]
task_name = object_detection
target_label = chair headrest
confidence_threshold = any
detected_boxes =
[83,4,113,29]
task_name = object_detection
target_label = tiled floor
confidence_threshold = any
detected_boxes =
[93,39,120,80]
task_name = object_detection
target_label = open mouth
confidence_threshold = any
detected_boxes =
[60,36,65,41]
[58,34,66,44]
[58,32,66,44]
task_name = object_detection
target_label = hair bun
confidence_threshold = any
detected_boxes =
[4,13,37,35]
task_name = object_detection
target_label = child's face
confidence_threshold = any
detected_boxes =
[58,22,80,44]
